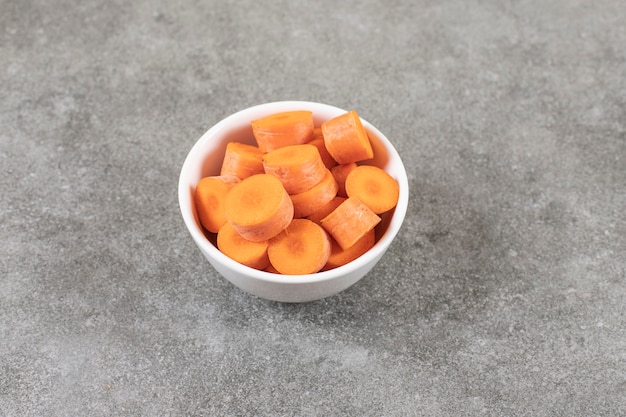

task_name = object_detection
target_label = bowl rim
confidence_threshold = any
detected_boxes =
[178,100,409,285]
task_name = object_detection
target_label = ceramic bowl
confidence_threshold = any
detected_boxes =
[178,101,408,303]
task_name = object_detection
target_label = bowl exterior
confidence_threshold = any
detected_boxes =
[193,237,388,303]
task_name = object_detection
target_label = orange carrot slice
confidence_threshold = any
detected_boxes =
[345,165,400,214]
[322,229,375,271]
[192,109,400,274]
[217,222,270,270]
[306,196,346,225]
[268,218,331,275]
[220,142,265,180]
[194,175,241,233]
[331,162,358,198]
[290,169,338,218]
[321,110,373,164]
[307,136,338,169]
[251,110,315,153]
[224,174,294,242]
[262,144,327,194]
[320,196,381,250]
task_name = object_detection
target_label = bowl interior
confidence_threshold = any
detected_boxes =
[178,101,409,285]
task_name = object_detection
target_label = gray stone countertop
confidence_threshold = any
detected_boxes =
[1,1,625,416]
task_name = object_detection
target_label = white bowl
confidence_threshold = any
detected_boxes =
[178,101,409,303]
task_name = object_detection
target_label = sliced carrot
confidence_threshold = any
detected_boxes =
[322,229,375,271]
[224,174,294,242]
[194,175,241,233]
[262,144,327,194]
[320,196,381,250]
[331,162,358,197]
[345,165,400,214]
[220,142,265,179]
[268,218,331,275]
[307,136,338,169]
[290,169,338,218]
[306,196,346,225]
[193,108,399,274]
[321,110,373,164]
[251,110,315,153]
[217,222,270,270]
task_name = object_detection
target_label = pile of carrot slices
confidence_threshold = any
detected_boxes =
[194,109,400,275]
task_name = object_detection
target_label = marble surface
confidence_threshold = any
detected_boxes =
[1,0,625,415]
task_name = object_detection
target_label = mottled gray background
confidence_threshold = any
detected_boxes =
[1,0,625,416]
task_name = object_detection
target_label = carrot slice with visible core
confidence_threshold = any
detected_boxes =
[220,142,265,180]
[217,222,270,270]
[290,169,338,218]
[251,110,315,153]
[322,229,375,271]
[331,162,358,198]
[194,175,241,233]
[262,144,327,194]
[224,174,294,242]
[322,110,373,164]
[320,196,381,250]
[345,165,400,214]
[268,218,331,275]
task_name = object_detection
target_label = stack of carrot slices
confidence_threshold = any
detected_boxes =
[194,109,400,275]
